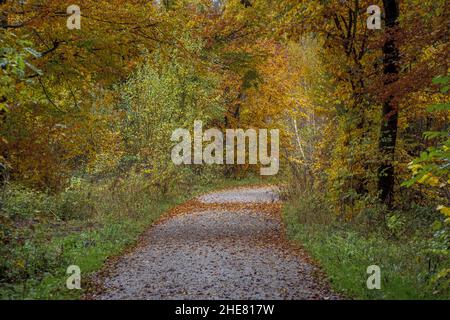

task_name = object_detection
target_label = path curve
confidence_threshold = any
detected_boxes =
[93,186,338,300]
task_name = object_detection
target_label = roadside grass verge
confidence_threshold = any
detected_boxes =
[282,191,449,300]
[0,173,269,299]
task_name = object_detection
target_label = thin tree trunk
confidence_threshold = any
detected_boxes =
[378,0,400,207]
[0,0,8,186]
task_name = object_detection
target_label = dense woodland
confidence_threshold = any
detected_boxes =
[0,0,448,299]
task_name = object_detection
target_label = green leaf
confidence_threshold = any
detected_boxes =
[423,131,448,140]
[0,102,8,112]
[24,47,42,58]
[427,103,450,112]
[432,75,449,85]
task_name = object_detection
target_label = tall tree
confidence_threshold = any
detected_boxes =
[378,0,400,207]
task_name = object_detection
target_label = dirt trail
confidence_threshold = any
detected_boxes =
[93,186,338,300]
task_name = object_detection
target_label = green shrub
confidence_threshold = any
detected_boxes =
[0,184,53,219]
[54,178,95,221]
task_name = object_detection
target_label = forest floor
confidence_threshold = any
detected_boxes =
[89,186,339,300]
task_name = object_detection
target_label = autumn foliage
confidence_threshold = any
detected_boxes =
[0,0,448,298]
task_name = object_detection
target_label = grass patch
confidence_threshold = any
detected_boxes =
[282,191,449,300]
[0,173,268,300]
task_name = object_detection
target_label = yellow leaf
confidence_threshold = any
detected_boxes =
[437,205,450,217]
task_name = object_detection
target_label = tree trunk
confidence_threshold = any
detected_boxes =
[0,0,6,27]
[0,0,8,186]
[378,0,400,207]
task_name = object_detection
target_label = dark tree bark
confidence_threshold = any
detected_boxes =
[0,0,6,27]
[240,0,252,8]
[378,0,400,207]
[0,0,8,186]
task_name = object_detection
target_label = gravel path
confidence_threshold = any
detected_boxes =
[94,186,338,300]
[197,186,279,204]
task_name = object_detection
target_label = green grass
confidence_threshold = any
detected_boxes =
[282,192,449,300]
[0,174,270,300]
[5,216,161,299]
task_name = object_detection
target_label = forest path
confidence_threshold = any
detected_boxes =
[93,186,338,300]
